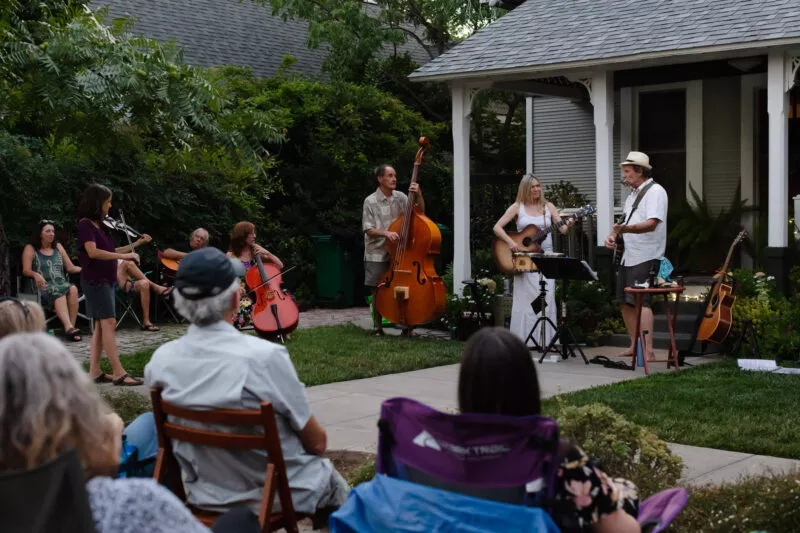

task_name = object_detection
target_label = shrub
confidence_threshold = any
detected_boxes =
[347,459,377,487]
[550,400,683,497]
[670,473,800,533]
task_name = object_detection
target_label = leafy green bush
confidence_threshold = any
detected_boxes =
[555,280,620,344]
[670,473,800,533]
[544,180,589,209]
[550,400,683,497]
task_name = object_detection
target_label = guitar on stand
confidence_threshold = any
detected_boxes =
[492,205,596,274]
[679,230,747,361]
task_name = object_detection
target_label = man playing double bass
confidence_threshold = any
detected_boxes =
[362,164,424,337]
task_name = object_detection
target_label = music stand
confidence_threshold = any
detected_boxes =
[528,255,597,365]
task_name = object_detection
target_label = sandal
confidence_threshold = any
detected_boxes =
[140,324,160,332]
[64,327,82,342]
[91,373,113,384]
[113,373,144,387]
[400,329,418,338]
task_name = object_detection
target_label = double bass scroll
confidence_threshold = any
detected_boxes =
[375,137,446,328]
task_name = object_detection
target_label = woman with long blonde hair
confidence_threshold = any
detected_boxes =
[493,175,573,349]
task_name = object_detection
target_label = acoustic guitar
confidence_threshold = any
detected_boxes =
[492,205,596,274]
[695,230,747,344]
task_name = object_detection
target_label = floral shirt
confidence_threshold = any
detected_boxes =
[552,446,639,533]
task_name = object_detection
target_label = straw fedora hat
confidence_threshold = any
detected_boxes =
[619,151,652,170]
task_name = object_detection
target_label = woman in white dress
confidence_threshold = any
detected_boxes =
[493,175,573,350]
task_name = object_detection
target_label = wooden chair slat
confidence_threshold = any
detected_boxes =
[159,401,265,425]
[163,423,269,449]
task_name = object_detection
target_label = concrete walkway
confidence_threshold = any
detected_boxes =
[73,305,799,486]
[306,350,800,486]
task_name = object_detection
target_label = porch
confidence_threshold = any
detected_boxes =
[442,50,800,294]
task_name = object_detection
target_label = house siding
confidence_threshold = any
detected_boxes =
[702,77,741,213]
[532,97,596,205]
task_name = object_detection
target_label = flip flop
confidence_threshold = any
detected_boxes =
[113,373,144,387]
[140,324,160,332]
[91,373,113,384]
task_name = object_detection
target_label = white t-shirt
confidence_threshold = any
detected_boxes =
[621,179,668,267]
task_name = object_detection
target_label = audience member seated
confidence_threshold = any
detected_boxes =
[162,228,211,262]
[21,220,83,341]
[458,328,641,533]
[117,258,173,332]
[145,247,349,520]
[0,332,265,533]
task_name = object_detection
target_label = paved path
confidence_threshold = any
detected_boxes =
[72,305,799,487]
[306,352,800,486]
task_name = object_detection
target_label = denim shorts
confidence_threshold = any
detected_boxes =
[81,279,116,319]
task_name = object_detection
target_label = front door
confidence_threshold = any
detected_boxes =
[637,89,686,266]
[637,90,687,203]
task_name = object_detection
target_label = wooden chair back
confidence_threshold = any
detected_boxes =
[150,388,301,533]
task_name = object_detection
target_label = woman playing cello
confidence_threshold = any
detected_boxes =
[226,221,284,329]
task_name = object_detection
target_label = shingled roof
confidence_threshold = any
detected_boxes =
[92,0,435,79]
[411,0,800,81]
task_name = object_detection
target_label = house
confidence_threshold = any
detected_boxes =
[91,0,434,79]
[410,0,800,294]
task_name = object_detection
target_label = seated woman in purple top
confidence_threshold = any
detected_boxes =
[77,183,144,386]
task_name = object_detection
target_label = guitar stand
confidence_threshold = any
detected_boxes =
[524,275,559,353]
[728,318,761,359]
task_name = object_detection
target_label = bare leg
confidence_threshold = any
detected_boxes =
[370,287,384,333]
[124,260,169,295]
[618,304,637,356]
[640,306,656,360]
[88,320,106,379]
[133,279,153,326]
[67,285,79,326]
[98,317,139,383]
[52,295,75,332]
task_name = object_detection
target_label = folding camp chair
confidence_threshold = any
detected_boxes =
[0,448,96,533]
[377,397,689,533]
[16,271,93,333]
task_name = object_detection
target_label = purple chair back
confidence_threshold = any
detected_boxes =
[638,487,689,533]
[377,397,561,508]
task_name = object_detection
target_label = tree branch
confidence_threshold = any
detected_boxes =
[380,25,436,60]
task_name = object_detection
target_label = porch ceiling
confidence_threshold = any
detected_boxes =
[410,0,800,83]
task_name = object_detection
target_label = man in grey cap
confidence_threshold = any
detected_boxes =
[144,247,349,521]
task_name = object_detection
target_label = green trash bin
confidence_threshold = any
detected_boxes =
[311,235,355,308]
[435,223,453,274]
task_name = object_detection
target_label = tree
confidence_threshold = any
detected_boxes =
[0,2,286,294]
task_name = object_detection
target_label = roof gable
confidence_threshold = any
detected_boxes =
[411,0,800,80]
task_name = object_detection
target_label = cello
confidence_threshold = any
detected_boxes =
[375,137,446,328]
[245,255,300,342]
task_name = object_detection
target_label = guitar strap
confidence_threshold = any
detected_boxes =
[623,180,656,225]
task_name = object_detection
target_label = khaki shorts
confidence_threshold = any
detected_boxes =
[364,261,390,287]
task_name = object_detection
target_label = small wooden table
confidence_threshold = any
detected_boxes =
[623,286,685,375]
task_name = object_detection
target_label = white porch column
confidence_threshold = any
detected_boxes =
[590,71,615,245]
[525,96,533,174]
[767,51,790,248]
[452,85,472,295]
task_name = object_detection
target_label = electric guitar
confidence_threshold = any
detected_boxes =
[492,205,596,274]
[695,230,747,344]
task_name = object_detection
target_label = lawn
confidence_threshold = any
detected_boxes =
[90,324,465,388]
[543,359,800,459]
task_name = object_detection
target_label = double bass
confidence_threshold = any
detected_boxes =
[245,255,299,342]
[375,137,446,328]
